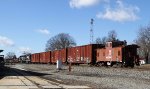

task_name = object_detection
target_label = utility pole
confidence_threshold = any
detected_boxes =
[90,18,94,44]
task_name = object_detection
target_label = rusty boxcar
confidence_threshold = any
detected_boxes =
[59,49,67,63]
[31,53,40,63]
[45,51,51,63]
[31,54,35,63]
[40,52,45,63]
[67,44,104,64]
[51,49,67,64]
[40,51,51,63]
[51,50,57,63]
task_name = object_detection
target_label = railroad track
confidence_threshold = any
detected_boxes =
[0,66,90,89]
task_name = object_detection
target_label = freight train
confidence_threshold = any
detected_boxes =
[18,54,31,63]
[0,50,4,67]
[20,41,140,67]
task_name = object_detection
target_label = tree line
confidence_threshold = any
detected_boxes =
[135,24,150,63]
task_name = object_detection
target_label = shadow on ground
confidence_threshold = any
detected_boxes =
[0,66,51,80]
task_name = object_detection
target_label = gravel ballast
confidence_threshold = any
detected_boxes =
[11,64,150,89]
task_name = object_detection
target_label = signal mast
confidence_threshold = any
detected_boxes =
[90,18,94,44]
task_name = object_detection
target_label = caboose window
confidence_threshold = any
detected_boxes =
[118,51,120,56]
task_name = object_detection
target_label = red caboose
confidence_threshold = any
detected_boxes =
[96,41,139,67]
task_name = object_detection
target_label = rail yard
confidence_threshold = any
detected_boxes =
[0,64,149,89]
[0,65,90,89]
[0,40,149,89]
[1,0,150,88]
[20,41,140,68]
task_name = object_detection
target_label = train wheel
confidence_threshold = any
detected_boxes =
[110,63,114,67]
[130,63,134,68]
[95,63,99,67]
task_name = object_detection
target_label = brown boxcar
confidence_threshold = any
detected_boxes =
[67,44,104,64]
[51,50,56,63]
[40,52,44,63]
[51,49,67,63]
[35,53,40,63]
[60,49,67,63]
[31,53,40,63]
[31,54,35,63]
[53,50,59,63]
[40,51,51,63]
[45,51,51,63]
[67,47,76,63]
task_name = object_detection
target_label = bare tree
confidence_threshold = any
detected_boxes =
[107,30,118,41]
[45,33,76,51]
[95,36,107,44]
[5,52,16,60]
[135,24,150,63]
[95,30,118,44]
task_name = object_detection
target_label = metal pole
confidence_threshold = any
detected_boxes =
[69,62,72,72]
[90,18,94,44]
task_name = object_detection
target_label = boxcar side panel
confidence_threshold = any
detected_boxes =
[45,51,51,63]
[60,49,67,63]
[51,51,55,63]
[35,53,40,63]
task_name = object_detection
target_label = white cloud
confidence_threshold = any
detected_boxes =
[96,0,139,22]
[37,29,50,35]
[69,0,101,8]
[18,47,32,53]
[0,36,14,47]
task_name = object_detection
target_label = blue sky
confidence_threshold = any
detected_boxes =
[0,0,150,57]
